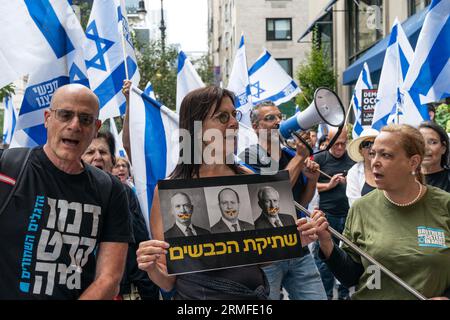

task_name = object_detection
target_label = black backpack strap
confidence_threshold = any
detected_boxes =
[0,148,33,216]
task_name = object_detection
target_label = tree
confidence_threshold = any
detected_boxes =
[0,83,15,102]
[193,54,214,86]
[295,28,337,111]
[134,38,178,110]
[71,0,93,30]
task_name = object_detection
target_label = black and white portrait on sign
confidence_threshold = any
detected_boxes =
[203,185,254,233]
[159,188,210,238]
[248,181,297,229]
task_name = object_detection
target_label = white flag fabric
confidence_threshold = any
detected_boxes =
[351,63,373,138]
[2,96,17,145]
[144,81,157,100]
[227,35,253,126]
[403,0,450,106]
[11,1,90,148]
[248,49,301,106]
[129,86,179,229]
[109,117,127,158]
[0,0,70,88]
[372,18,417,130]
[176,50,204,113]
[84,0,140,120]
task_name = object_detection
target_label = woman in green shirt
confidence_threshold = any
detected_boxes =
[307,124,450,299]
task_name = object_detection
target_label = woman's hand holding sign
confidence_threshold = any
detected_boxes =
[137,240,175,291]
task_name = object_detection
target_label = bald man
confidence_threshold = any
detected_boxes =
[312,127,355,299]
[0,84,132,300]
[211,188,254,233]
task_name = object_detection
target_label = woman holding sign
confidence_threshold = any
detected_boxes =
[307,124,450,299]
[133,86,319,300]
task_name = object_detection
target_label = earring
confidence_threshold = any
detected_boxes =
[411,171,416,176]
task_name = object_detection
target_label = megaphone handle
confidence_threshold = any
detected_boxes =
[291,131,314,155]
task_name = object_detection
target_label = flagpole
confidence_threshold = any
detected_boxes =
[344,98,355,126]
[119,8,130,80]
[293,200,427,300]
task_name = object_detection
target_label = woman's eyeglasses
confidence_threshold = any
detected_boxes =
[360,140,374,149]
[214,110,242,124]
[50,109,97,127]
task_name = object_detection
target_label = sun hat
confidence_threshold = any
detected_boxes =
[347,128,379,162]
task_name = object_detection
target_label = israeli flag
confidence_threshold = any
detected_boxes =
[351,63,373,138]
[109,117,127,158]
[2,96,17,145]
[176,50,204,113]
[0,1,73,88]
[11,0,89,148]
[129,86,179,229]
[227,35,253,126]
[317,123,329,141]
[403,0,450,106]
[144,81,157,100]
[248,49,301,106]
[84,0,140,120]
[372,18,416,130]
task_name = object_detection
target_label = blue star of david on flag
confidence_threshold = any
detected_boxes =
[85,21,114,71]
[250,81,265,99]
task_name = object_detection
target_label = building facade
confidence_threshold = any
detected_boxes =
[209,0,432,109]
[301,0,432,106]
[208,0,311,88]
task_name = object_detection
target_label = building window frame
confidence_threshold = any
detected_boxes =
[275,58,293,77]
[408,0,431,16]
[266,18,292,41]
[347,0,384,64]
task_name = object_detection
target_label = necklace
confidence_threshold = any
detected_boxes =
[383,181,423,207]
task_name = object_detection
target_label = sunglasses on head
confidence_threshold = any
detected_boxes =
[360,140,374,149]
[214,110,242,124]
[50,109,97,127]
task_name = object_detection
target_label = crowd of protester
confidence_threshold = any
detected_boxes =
[0,82,448,300]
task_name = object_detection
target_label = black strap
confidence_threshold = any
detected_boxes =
[0,148,33,216]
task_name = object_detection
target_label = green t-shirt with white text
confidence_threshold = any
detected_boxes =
[343,186,450,300]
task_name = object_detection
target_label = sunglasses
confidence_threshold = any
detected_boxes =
[360,140,374,149]
[213,110,242,124]
[50,109,97,127]
[263,114,283,122]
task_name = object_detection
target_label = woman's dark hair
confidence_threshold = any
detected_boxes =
[318,135,328,147]
[419,121,449,168]
[169,86,238,179]
[96,130,116,166]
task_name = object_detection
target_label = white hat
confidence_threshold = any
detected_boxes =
[347,128,379,162]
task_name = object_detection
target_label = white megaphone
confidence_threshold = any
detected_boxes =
[279,87,345,153]
[279,87,345,139]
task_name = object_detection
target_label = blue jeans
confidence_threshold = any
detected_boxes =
[262,252,327,300]
[312,214,349,299]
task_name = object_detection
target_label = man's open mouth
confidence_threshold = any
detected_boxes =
[62,138,80,147]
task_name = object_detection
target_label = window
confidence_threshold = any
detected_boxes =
[348,0,383,63]
[276,58,293,77]
[408,0,431,16]
[266,18,292,41]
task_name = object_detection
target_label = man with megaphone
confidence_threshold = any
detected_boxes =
[239,100,327,300]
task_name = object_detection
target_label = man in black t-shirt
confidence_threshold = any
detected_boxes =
[0,84,132,299]
[239,101,326,300]
[313,127,355,299]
